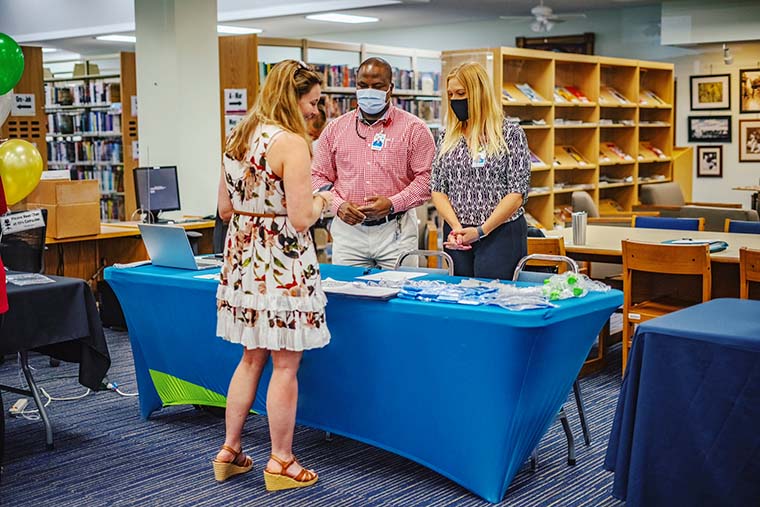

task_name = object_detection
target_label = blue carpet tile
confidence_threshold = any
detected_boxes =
[1,329,625,506]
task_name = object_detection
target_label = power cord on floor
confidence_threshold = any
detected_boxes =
[105,381,139,397]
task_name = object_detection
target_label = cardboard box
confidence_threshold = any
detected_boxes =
[27,202,100,239]
[26,179,99,206]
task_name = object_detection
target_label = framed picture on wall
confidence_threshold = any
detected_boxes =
[739,68,760,113]
[688,115,732,143]
[739,119,760,162]
[690,74,731,110]
[696,146,723,178]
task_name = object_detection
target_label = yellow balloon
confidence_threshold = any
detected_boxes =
[0,139,43,205]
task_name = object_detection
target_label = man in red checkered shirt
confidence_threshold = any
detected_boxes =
[312,57,436,268]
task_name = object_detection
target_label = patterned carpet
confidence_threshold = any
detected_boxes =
[1,327,625,507]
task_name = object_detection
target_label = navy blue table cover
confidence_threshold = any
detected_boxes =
[106,263,621,503]
[605,298,760,507]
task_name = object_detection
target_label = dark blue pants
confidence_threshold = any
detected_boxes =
[444,215,527,280]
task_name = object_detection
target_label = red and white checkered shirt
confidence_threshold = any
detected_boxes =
[311,105,435,214]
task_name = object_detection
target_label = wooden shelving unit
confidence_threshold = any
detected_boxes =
[0,46,48,169]
[441,47,674,228]
[41,52,139,221]
[222,36,442,135]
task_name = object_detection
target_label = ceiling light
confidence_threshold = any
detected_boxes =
[305,13,379,24]
[41,47,58,53]
[96,34,137,43]
[217,25,263,35]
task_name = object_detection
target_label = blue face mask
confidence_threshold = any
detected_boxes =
[356,88,389,115]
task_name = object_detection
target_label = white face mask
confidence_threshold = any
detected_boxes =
[356,88,389,115]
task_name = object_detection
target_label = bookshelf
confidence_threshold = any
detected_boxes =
[0,46,48,168]
[441,48,674,228]
[252,37,442,131]
[43,52,139,221]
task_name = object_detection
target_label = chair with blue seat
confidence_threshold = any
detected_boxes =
[513,249,591,469]
[725,219,760,234]
[632,215,704,231]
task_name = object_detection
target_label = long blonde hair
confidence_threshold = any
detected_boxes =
[225,59,323,161]
[438,62,507,159]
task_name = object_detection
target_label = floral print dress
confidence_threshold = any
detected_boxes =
[216,124,330,351]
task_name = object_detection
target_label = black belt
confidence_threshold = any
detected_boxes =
[362,212,404,227]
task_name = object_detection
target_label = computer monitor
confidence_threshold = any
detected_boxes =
[133,166,180,222]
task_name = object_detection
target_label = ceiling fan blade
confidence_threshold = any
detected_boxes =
[499,15,534,20]
[548,13,587,19]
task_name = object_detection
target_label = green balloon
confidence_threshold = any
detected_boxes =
[0,33,24,95]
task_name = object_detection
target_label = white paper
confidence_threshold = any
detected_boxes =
[1,209,45,234]
[669,239,722,245]
[322,284,399,299]
[225,114,245,135]
[41,170,71,180]
[7,273,55,286]
[356,270,429,282]
[224,88,247,114]
[193,273,220,280]
[11,93,35,116]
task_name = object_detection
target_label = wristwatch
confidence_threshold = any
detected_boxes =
[476,225,487,240]
[388,203,395,215]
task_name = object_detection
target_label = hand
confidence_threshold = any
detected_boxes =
[450,227,480,246]
[314,191,333,211]
[443,230,472,250]
[357,195,393,220]
[337,202,366,225]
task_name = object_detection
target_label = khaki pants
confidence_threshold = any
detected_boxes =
[330,211,418,269]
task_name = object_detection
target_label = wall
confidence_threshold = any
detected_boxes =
[672,41,760,207]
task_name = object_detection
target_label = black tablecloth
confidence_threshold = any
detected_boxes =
[0,273,111,390]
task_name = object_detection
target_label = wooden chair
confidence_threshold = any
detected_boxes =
[631,215,704,231]
[621,240,712,375]
[725,219,760,234]
[739,247,760,299]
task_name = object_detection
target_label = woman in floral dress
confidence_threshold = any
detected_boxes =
[212,60,332,491]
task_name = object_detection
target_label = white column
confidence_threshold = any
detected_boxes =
[134,0,220,217]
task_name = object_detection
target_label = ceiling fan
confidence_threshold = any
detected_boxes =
[499,1,587,33]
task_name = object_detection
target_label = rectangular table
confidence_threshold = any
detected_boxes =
[547,225,760,297]
[105,263,622,503]
[605,299,760,507]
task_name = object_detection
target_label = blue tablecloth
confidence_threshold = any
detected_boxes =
[105,263,621,503]
[605,298,760,507]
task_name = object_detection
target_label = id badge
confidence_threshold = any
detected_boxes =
[371,133,386,151]
[472,149,487,168]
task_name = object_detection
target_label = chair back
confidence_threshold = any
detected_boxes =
[621,239,711,301]
[638,182,685,206]
[725,219,760,234]
[571,191,600,218]
[526,236,569,273]
[513,253,579,283]
[212,211,228,254]
[0,209,48,273]
[394,249,454,275]
[632,215,704,231]
[739,247,760,299]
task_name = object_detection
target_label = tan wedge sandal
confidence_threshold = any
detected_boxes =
[263,454,318,491]
[212,444,253,482]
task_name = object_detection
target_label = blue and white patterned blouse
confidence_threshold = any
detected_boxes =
[430,119,530,226]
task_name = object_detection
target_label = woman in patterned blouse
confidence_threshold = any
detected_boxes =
[430,62,531,279]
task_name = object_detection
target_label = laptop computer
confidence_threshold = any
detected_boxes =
[138,223,222,270]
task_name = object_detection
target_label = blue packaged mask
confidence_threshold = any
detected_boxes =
[356,88,389,115]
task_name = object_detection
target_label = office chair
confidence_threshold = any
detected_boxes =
[212,211,228,254]
[631,215,704,231]
[725,219,760,234]
[513,253,588,469]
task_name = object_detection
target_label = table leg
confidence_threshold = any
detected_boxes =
[19,351,53,449]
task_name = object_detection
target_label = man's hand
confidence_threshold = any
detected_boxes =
[337,202,366,225]
[357,196,393,220]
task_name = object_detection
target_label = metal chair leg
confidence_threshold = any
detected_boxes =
[19,351,53,449]
[573,380,591,446]
[529,448,538,472]
[558,408,576,466]
[324,431,333,442]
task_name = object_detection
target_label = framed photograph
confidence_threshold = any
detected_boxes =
[687,115,732,143]
[739,119,760,162]
[690,74,731,110]
[739,68,760,113]
[696,146,722,178]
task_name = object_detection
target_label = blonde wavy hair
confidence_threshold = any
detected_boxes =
[438,62,507,159]
[225,59,323,161]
